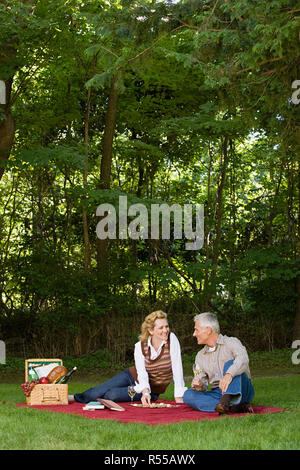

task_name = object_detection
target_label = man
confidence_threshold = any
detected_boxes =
[183,312,255,414]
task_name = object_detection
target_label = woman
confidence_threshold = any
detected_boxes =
[71,311,187,406]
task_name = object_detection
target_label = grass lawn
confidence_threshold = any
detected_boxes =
[0,375,299,450]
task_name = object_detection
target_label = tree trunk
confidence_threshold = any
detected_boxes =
[203,142,213,303]
[293,277,300,341]
[82,86,91,275]
[0,79,15,182]
[100,75,119,189]
[293,163,300,341]
[96,75,119,279]
[0,1,40,182]
[229,139,237,301]
[207,136,229,304]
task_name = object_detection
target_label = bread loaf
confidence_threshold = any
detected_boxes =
[47,365,67,384]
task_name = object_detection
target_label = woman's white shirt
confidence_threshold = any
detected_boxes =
[133,332,187,397]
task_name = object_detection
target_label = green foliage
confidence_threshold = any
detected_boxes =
[11,145,88,171]
[63,349,113,370]
[246,277,296,319]
[0,0,299,358]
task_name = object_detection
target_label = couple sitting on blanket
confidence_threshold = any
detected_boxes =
[70,311,254,414]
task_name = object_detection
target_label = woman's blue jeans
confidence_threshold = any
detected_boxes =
[183,360,255,412]
[74,368,159,404]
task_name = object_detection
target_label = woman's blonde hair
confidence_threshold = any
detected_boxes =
[139,310,168,342]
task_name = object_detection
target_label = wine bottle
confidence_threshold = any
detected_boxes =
[56,366,77,384]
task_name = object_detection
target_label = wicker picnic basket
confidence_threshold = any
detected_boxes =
[25,358,68,406]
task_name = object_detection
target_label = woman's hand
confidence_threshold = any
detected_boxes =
[175,397,183,403]
[141,389,151,407]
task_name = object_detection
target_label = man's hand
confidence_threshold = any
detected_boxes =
[191,377,204,391]
[219,373,232,394]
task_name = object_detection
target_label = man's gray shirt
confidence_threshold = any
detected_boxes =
[195,334,251,389]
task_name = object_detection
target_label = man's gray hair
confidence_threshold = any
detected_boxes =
[194,312,220,333]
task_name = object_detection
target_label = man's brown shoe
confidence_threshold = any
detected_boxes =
[230,403,254,414]
[215,403,230,415]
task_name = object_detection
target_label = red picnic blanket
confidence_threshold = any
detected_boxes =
[16,400,286,425]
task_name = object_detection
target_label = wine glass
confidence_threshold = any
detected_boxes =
[193,363,202,378]
[128,385,136,403]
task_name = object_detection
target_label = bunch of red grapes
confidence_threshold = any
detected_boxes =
[21,379,39,397]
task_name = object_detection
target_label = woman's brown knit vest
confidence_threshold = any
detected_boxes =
[129,338,173,395]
